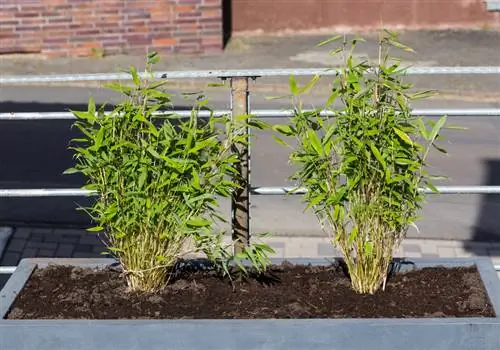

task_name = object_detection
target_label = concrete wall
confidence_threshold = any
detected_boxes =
[232,0,500,33]
[0,0,222,57]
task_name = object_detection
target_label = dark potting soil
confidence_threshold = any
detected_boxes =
[5,262,495,319]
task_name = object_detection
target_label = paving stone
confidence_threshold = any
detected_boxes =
[72,252,102,258]
[403,251,423,258]
[92,245,107,253]
[31,228,54,235]
[74,245,93,253]
[0,252,21,266]
[487,248,500,258]
[38,249,55,257]
[47,236,80,244]
[7,239,27,252]
[29,234,44,243]
[55,244,75,258]
[421,253,440,258]
[401,244,422,254]
[317,242,336,257]
[25,242,58,250]
[13,228,32,239]
[437,246,457,257]
[79,234,103,246]
[21,248,38,258]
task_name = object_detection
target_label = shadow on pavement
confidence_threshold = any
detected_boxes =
[464,158,500,256]
[0,101,206,228]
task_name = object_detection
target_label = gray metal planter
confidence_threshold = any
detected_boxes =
[1,257,500,350]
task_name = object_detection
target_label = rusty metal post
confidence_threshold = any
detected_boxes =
[230,77,250,254]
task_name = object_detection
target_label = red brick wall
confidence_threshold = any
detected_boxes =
[233,0,500,33]
[0,0,222,57]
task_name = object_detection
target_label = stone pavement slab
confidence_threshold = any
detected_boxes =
[1,226,500,270]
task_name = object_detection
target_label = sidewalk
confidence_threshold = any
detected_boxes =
[1,30,500,102]
[1,226,500,273]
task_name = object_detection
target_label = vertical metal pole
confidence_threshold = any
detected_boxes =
[230,77,250,254]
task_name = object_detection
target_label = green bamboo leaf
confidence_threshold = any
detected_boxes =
[364,241,373,256]
[187,218,212,227]
[289,75,298,96]
[429,115,447,141]
[298,74,320,94]
[393,127,413,146]
[272,135,291,148]
[369,143,387,170]
[147,147,162,159]
[307,129,323,156]
[431,143,448,154]
[347,226,358,246]
[425,182,439,194]
[130,66,141,86]
[273,124,294,136]
[317,35,343,47]
[63,167,80,175]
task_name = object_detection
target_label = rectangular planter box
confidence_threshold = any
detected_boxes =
[1,257,500,350]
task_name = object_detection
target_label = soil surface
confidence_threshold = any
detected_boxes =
[5,262,495,319]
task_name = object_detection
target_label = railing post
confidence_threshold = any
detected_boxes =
[230,76,250,254]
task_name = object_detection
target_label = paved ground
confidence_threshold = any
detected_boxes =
[1,226,500,289]
[0,29,499,282]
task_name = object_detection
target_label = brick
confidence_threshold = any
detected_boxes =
[177,0,203,4]
[180,37,201,44]
[198,17,220,23]
[15,26,41,32]
[201,43,222,52]
[0,32,20,39]
[46,17,73,24]
[175,18,198,25]
[178,12,202,18]
[153,37,177,46]
[175,5,196,13]
[201,9,221,18]
[124,34,152,45]
[15,12,40,18]
[0,20,20,26]
[43,37,70,44]
[76,29,101,36]
[126,13,151,20]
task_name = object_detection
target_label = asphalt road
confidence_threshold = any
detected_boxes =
[0,86,499,243]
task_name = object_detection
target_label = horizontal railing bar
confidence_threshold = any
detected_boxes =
[0,189,97,197]
[1,186,500,197]
[252,186,500,195]
[2,108,500,120]
[1,67,500,84]
[1,264,500,275]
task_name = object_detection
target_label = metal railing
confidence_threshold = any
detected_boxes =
[1,66,500,273]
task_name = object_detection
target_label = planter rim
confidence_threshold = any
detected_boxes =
[1,256,500,322]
